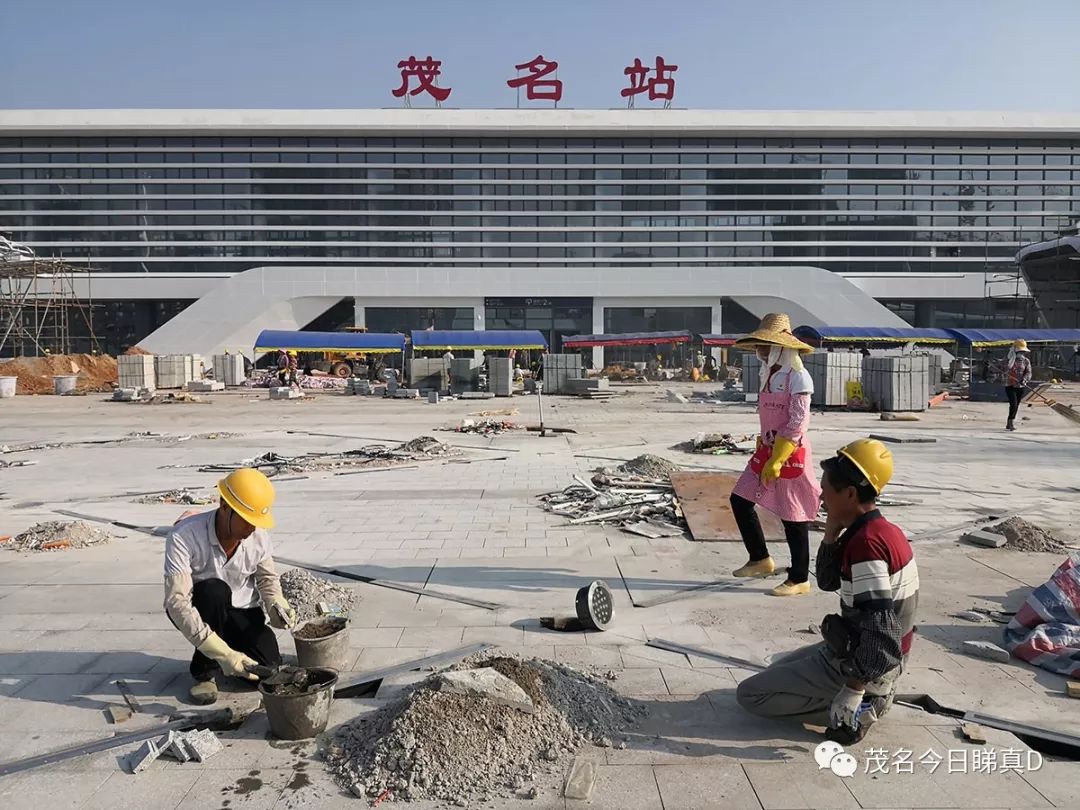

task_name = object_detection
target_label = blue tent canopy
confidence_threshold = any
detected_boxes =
[563,330,691,348]
[410,330,547,350]
[254,330,406,354]
[944,328,1080,348]
[793,326,956,346]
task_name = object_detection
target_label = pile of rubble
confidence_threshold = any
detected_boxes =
[241,370,347,390]
[986,516,1069,553]
[445,418,522,436]
[194,437,455,477]
[539,454,686,535]
[327,656,644,805]
[280,568,357,622]
[137,489,212,505]
[3,520,114,552]
[0,353,119,394]
[677,432,755,455]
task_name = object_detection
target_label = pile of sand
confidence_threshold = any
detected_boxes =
[0,353,118,394]
[328,656,645,805]
[986,516,1069,553]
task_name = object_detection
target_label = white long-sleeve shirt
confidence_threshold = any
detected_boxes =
[163,510,282,647]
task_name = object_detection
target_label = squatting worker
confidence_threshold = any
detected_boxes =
[1004,339,1032,432]
[164,467,296,705]
[736,440,920,742]
[729,313,820,597]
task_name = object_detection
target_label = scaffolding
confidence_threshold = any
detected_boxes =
[0,237,100,357]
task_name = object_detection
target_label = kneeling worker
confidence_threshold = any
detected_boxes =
[736,439,919,742]
[164,468,296,704]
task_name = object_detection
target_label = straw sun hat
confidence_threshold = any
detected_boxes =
[733,313,814,353]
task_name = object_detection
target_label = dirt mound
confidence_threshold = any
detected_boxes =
[613,453,679,480]
[327,656,645,804]
[986,516,1069,553]
[123,346,151,355]
[4,520,114,552]
[0,353,118,394]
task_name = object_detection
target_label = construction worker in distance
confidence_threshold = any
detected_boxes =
[729,313,820,597]
[736,439,920,743]
[1004,338,1032,431]
[164,468,296,705]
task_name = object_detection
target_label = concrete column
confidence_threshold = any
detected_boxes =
[353,302,366,329]
[709,299,723,363]
[473,298,486,362]
[591,299,605,369]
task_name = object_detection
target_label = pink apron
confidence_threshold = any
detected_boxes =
[731,368,821,523]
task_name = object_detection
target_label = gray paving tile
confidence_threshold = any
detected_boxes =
[654,763,763,809]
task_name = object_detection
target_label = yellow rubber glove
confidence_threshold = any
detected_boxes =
[760,436,798,485]
[267,597,297,630]
[197,632,259,680]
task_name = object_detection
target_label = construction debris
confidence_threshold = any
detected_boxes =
[136,489,212,505]
[962,528,1007,549]
[962,640,1011,663]
[157,729,223,763]
[107,705,133,724]
[1067,681,1080,699]
[443,418,522,436]
[436,668,536,714]
[612,454,679,480]
[280,569,357,622]
[327,656,644,805]
[193,438,455,477]
[242,369,347,390]
[563,757,598,800]
[5,520,114,552]
[984,516,1069,553]
[677,432,754,455]
[539,460,684,533]
[961,723,988,744]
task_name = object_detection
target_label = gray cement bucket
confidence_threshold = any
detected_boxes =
[0,377,15,398]
[259,667,337,740]
[292,616,351,671]
[53,375,78,395]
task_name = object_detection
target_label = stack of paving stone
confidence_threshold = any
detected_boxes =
[346,377,373,395]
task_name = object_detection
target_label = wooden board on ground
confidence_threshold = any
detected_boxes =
[669,471,785,542]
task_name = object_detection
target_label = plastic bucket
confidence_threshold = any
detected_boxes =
[0,377,15,398]
[292,616,351,672]
[258,667,337,740]
[53,375,79,395]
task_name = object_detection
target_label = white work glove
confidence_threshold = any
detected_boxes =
[829,685,867,729]
[267,597,297,630]
[197,632,259,680]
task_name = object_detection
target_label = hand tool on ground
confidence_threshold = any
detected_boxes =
[0,705,251,777]
[115,679,143,713]
[1023,383,1080,426]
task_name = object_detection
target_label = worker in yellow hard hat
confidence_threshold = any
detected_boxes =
[163,468,295,705]
[737,439,920,744]
[1004,339,1031,431]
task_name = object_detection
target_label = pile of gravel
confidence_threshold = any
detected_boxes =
[327,656,645,805]
[279,568,357,621]
[612,453,679,480]
[5,520,114,552]
[396,436,452,456]
[986,516,1069,553]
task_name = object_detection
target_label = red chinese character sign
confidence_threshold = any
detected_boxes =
[621,56,678,107]
[392,56,451,106]
[506,55,562,104]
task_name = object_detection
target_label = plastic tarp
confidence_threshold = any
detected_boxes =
[254,330,405,354]
[410,330,547,350]
[700,333,742,347]
[793,326,956,346]
[1003,553,1080,677]
[944,328,1080,348]
[562,330,692,348]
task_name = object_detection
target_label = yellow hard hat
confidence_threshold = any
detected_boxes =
[288,350,298,356]
[1012,339,1029,352]
[836,438,894,495]
[217,468,275,529]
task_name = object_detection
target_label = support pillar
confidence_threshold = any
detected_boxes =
[709,299,723,364]
[353,302,366,329]
[591,300,605,370]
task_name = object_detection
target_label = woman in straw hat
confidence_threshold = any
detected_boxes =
[1004,339,1031,431]
[729,313,821,597]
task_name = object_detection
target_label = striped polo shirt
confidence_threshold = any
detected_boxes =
[839,510,920,655]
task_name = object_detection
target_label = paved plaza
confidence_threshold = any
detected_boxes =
[0,384,1078,809]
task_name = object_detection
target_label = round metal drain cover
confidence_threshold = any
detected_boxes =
[576,580,614,631]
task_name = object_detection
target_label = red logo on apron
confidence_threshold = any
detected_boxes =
[749,442,807,480]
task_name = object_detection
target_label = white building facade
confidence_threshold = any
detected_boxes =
[2,109,1075,358]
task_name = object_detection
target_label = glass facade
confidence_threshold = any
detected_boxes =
[2,134,1078,277]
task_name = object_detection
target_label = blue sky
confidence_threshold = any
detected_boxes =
[4,0,1080,110]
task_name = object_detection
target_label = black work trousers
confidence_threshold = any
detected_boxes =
[1006,386,1024,423]
[730,493,810,584]
[189,578,281,681]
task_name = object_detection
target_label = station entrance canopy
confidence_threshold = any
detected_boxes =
[410,330,547,351]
